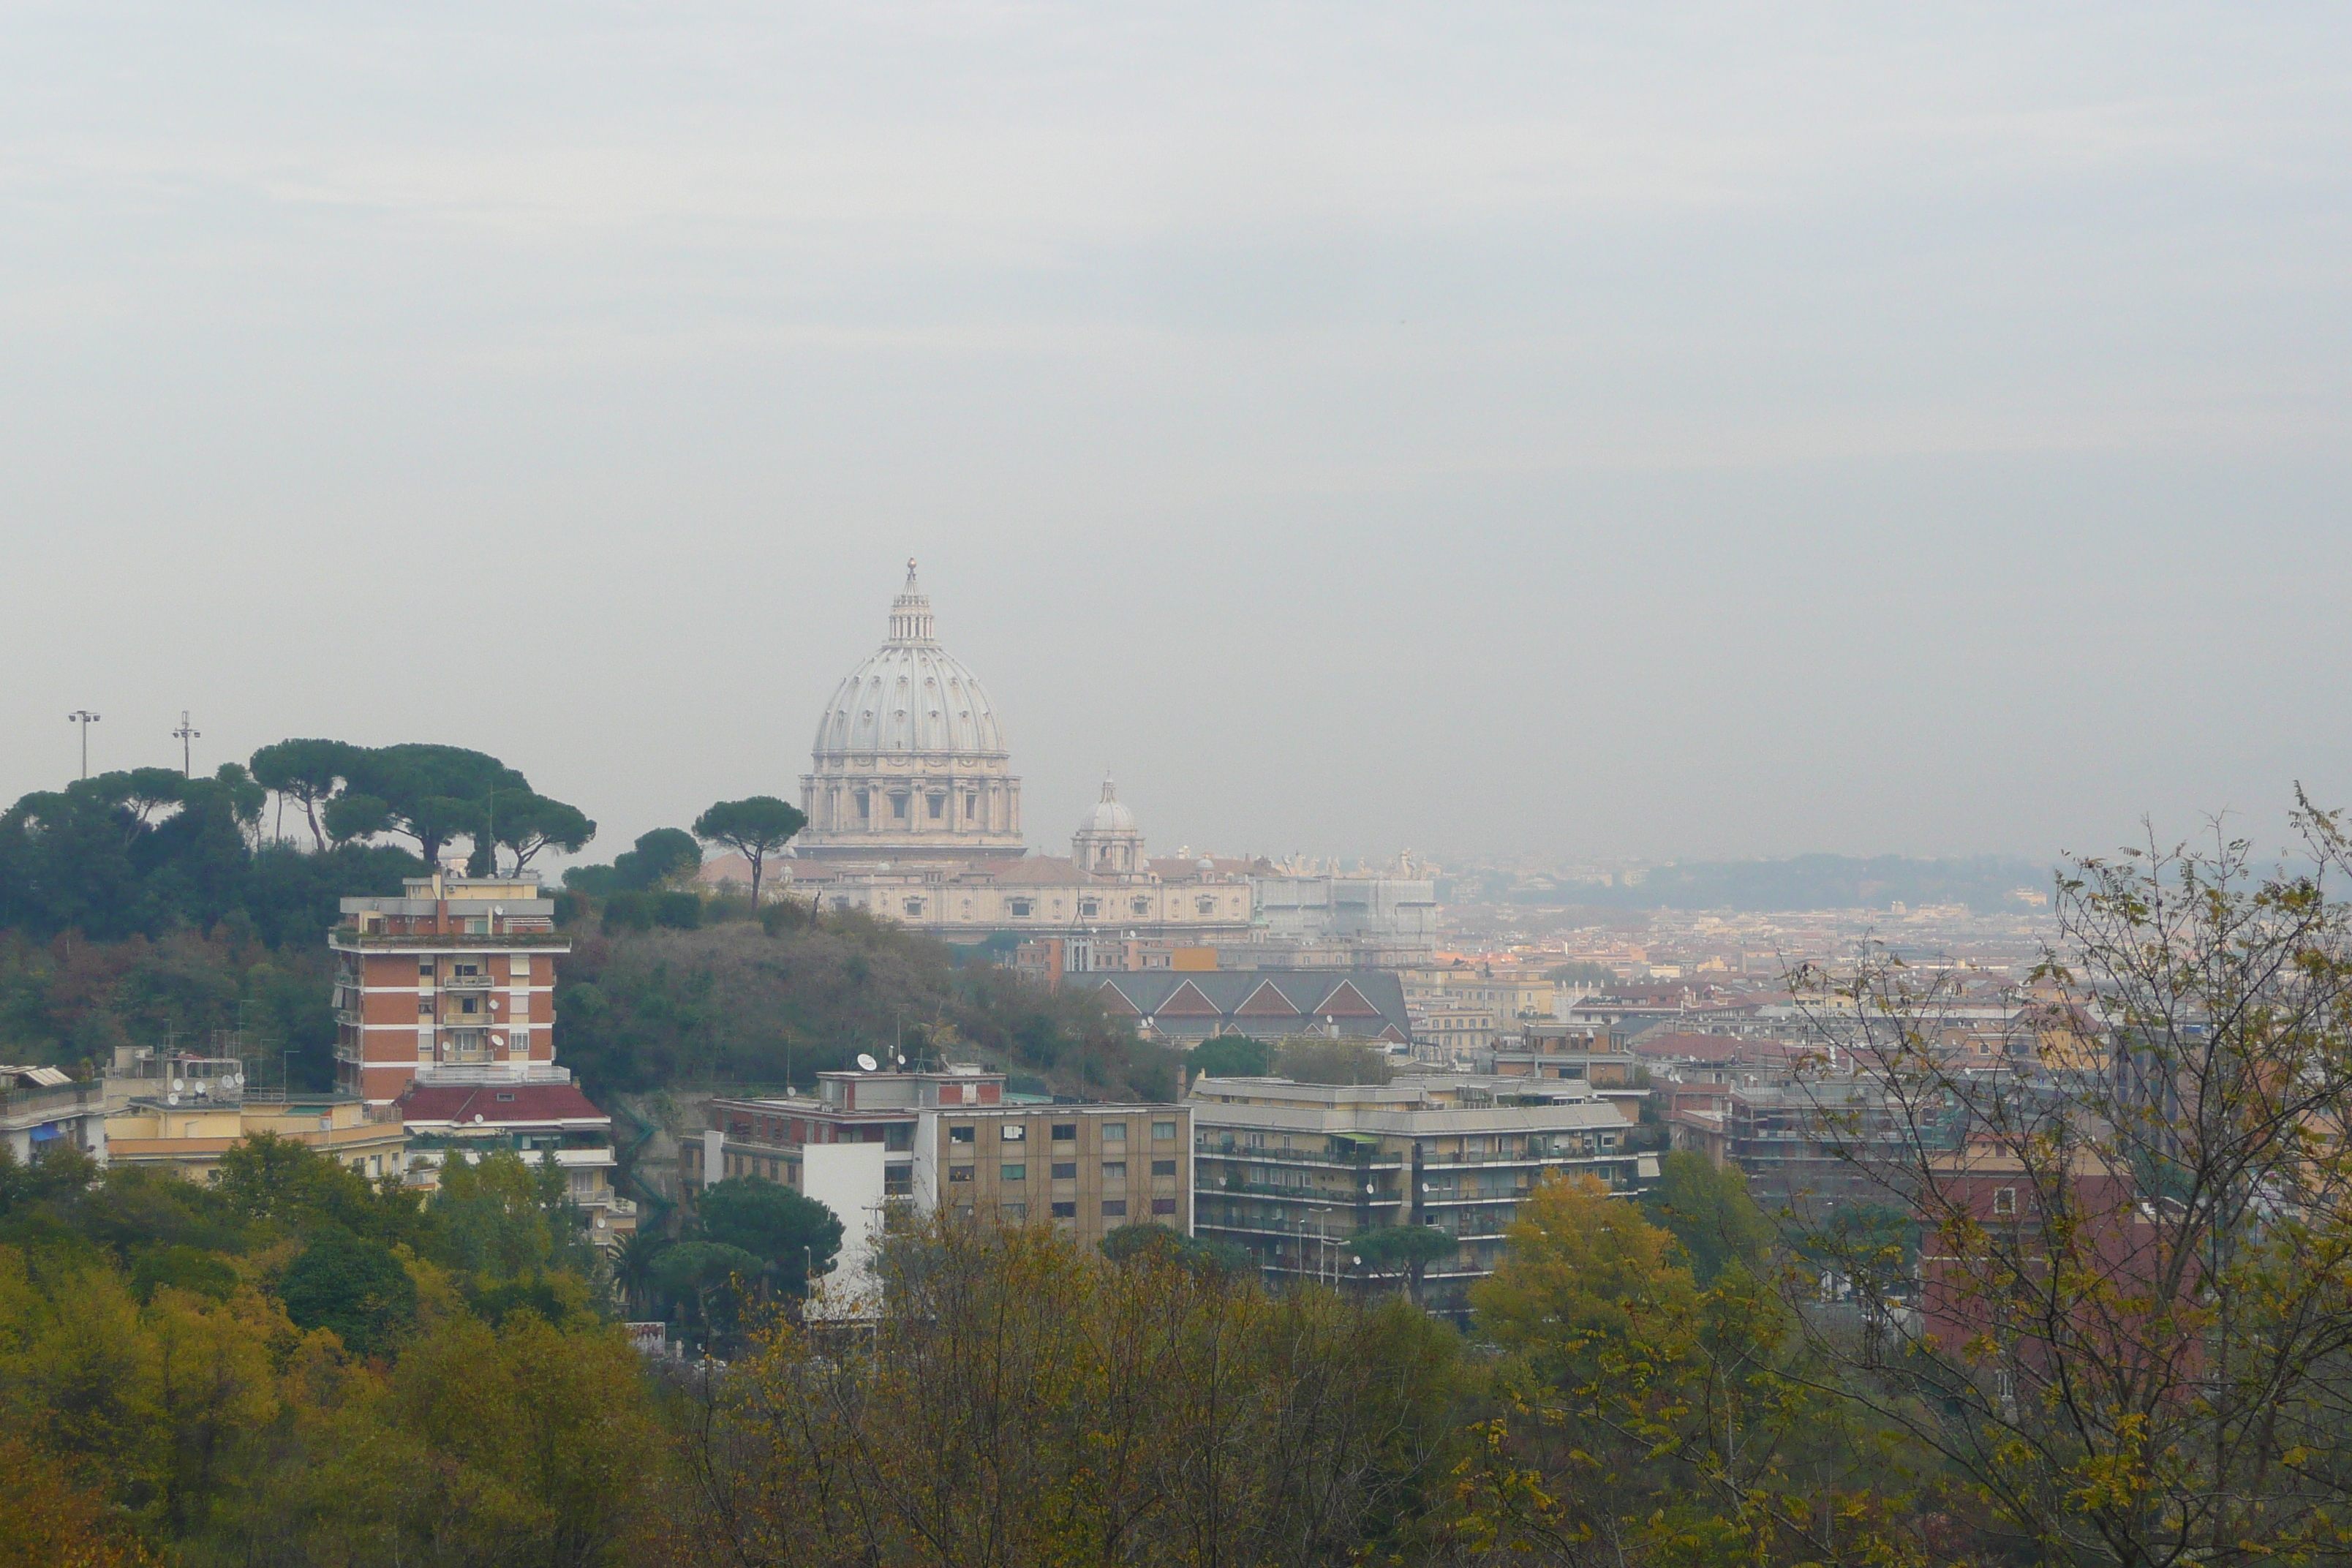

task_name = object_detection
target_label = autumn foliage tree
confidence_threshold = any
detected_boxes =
[1788,798,2352,1568]
[1446,1172,1904,1567]
[667,1212,1459,1568]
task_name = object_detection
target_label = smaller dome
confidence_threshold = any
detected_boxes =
[1077,776,1138,836]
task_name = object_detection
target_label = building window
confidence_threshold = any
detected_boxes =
[1079,899,1098,918]
[1102,1161,1126,1180]
[1993,1187,2018,1215]
[965,794,976,820]
[1152,1198,1178,1215]
[1009,899,1033,917]
[904,898,925,917]
[1000,1124,1025,1142]
[1001,1164,1025,1182]
[418,960,434,976]
[892,794,908,820]
[1152,1121,1176,1141]
[1102,1200,1127,1218]
[1132,897,1150,916]
[1052,1162,1077,1180]
[1103,1123,1127,1143]
[950,1126,976,1143]
[928,794,943,820]
[1051,1123,1077,1142]
[1152,1159,1176,1177]
[1196,897,1215,914]
[1051,1201,1077,1219]
[1000,1202,1025,1219]
[417,998,432,1017]
[949,1166,973,1183]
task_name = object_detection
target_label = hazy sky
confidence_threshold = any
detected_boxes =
[4,1,2348,869]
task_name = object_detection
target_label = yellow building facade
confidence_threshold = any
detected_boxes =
[104,1092,408,1185]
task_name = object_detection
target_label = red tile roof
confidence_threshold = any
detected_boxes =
[1636,1033,1752,1063]
[398,1082,610,1126]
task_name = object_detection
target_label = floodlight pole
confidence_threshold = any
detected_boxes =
[67,711,100,779]
[173,710,201,777]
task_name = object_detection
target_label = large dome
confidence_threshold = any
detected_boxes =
[813,579,1007,758]
[796,561,1025,865]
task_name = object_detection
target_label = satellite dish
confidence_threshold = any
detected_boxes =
[170,1078,185,1092]
[230,1072,244,1088]
[856,1053,879,1072]
[473,1112,486,1124]
[490,1034,505,1048]
[166,1093,179,1106]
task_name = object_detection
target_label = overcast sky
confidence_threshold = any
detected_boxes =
[4,1,2348,870]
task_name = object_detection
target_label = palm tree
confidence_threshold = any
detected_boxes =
[612,1230,671,1319]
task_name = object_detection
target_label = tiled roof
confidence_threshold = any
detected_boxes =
[398,1082,610,1126]
[1089,970,1411,1038]
[1635,1033,1749,1063]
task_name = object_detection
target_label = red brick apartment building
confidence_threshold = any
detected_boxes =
[330,872,570,1104]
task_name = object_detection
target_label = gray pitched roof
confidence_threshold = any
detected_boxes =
[1089,970,1410,1039]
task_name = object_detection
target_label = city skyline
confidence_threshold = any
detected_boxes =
[4,4,2348,864]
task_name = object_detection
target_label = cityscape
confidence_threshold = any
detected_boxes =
[4,6,2351,1568]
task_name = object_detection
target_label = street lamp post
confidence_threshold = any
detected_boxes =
[67,711,100,779]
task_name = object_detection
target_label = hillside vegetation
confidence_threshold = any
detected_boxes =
[557,908,1177,1102]
[0,902,1167,1105]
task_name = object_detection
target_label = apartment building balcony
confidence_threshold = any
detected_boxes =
[1194,1136,1405,1169]
[1417,1186,1535,1206]
[332,929,568,951]
[1422,1148,1617,1169]
[1,1081,105,1132]
[436,972,496,990]
[1196,1217,1369,1241]
[1215,1180,1403,1202]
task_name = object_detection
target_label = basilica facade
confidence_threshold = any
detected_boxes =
[772,564,1259,944]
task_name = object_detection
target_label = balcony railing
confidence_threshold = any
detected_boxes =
[1210,1182,1406,1203]
[435,972,495,990]
[1,1082,105,1127]
[1423,1148,1619,1167]
[1195,1140,1404,1168]
[1417,1187,1534,1206]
